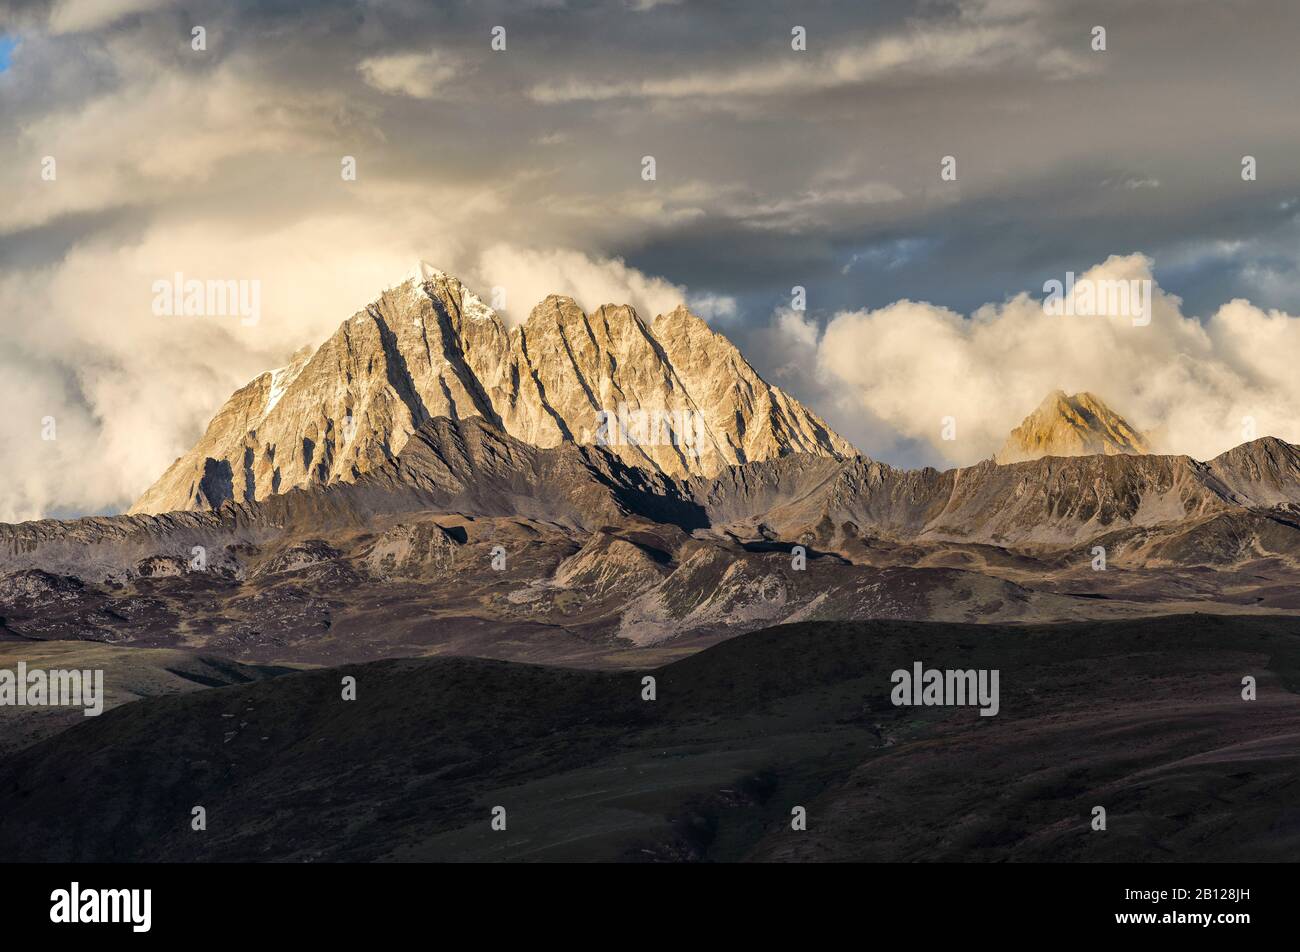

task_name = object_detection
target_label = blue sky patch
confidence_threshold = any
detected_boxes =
[0,36,17,73]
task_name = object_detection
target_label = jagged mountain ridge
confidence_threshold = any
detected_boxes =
[130,264,855,515]
[995,390,1151,464]
[7,416,1300,658]
[11,415,1300,575]
[694,432,1300,545]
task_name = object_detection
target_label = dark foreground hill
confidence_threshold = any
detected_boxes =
[1,614,1297,862]
[0,641,289,758]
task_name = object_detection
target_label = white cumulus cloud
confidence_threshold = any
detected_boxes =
[472,245,685,328]
[782,254,1300,466]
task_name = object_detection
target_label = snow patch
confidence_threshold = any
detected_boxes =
[265,367,293,416]
[263,348,312,418]
[459,287,497,322]
[381,260,447,295]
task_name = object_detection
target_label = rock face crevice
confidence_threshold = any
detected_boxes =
[366,305,433,431]
[130,265,856,515]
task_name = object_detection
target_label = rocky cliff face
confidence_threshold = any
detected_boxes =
[994,390,1150,464]
[130,264,855,515]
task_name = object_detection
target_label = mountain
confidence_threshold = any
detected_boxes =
[129,263,855,515]
[37,413,1300,585]
[9,413,1300,663]
[994,390,1150,464]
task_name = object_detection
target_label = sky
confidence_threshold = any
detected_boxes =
[3,0,1300,521]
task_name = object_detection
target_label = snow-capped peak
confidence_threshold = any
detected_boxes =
[381,260,449,295]
[458,284,497,322]
[129,262,855,515]
[394,260,497,322]
[407,260,446,286]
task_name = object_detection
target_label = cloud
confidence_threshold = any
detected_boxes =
[0,214,432,523]
[47,0,172,35]
[779,254,1300,467]
[357,49,466,100]
[6,0,1300,521]
[2,66,357,234]
[685,292,738,322]
[775,307,819,352]
[472,244,685,327]
[529,20,1090,103]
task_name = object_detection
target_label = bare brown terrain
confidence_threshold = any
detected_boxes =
[5,416,1300,670]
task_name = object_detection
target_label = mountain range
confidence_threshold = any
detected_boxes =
[3,267,1299,666]
[129,265,1185,524]
[6,265,1300,865]
[6,417,1300,663]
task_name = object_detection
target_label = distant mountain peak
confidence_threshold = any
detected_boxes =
[994,390,1150,464]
